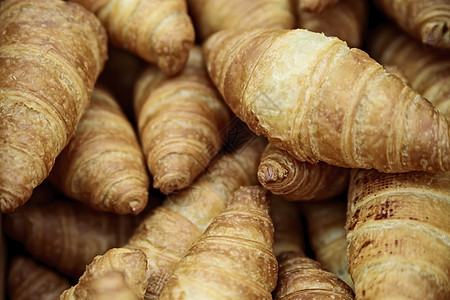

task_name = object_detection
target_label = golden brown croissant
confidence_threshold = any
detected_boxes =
[0,0,107,213]
[271,197,354,299]
[258,143,349,201]
[73,0,195,75]
[159,186,278,299]
[50,87,149,215]
[374,0,450,49]
[204,28,450,173]
[59,248,148,300]
[347,32,450,298]
[187,0,295,41]
[8,256,71,300]
[134,46,231,194]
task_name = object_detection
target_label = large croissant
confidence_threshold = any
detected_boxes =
[0,0,107,213]
[204,28,450,173]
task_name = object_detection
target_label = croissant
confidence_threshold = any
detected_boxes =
[51,87,149,214]
[126,138,266,299]
[346,169,450,299]
[73,0,195,75]
[5,200,139,278]
[346,29,450,298]
[134,46,231,194]
[0,0,107,213]
[159,186,278,299]
[204,28,450,173]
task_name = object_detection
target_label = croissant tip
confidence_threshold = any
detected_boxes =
[0,195,20,214]
[128,200,143,215]
[154,172,191,195]
[422,21,450,49]
[258,162,288,185]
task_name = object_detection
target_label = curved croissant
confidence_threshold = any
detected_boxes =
[73,0,195,75]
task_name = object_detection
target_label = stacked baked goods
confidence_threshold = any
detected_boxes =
[1,0,449,299]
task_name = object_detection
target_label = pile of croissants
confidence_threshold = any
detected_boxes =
[1,0,449,299]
